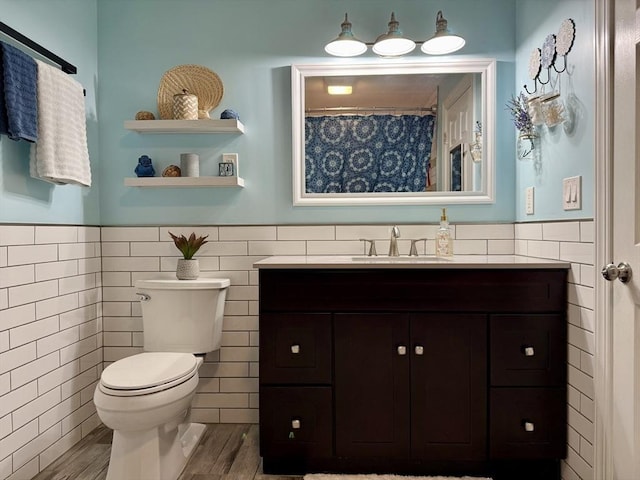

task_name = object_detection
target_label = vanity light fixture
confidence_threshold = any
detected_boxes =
[372,13,416,57]
[420,11,466,55]
[324,14,368,57]
[324,10,465,58]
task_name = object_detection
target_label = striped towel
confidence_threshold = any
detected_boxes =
[0,41,38,142]
[30,59,91,186]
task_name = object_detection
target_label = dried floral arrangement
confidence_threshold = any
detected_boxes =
[506,92,534,134]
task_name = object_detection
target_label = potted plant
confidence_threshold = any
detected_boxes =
[169,231,208,280]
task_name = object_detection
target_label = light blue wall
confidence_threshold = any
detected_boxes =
[98,0,516,226]
[0,0,100,225]
[0,0,595,227]
[514,0,594,221]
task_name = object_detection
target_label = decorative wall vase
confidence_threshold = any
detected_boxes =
[470,131,482,163]
[517,132,537,161]
[176,259,199,280]
[541,93,566,128]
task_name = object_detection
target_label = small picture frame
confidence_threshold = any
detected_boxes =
[219,162,235,177]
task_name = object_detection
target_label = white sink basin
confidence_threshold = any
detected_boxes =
[351,256,451,262]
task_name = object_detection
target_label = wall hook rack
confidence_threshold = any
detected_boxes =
[523,19,575,96]
[524,67,551,95]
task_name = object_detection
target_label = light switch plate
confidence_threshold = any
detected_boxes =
[525,187,534,215]
[563,176,582,210]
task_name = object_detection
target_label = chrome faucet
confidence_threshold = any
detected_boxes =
[389,226,400,257]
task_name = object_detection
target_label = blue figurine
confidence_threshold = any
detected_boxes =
[135,155,155,177]
[220,109,240,120]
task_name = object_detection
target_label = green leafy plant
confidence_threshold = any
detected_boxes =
[169,232,208,260]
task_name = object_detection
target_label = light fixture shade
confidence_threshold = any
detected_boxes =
[372,12,416,57]
[420,10,466,55]
[324,13,367,57]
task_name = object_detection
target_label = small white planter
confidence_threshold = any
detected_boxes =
[176,259,199,280]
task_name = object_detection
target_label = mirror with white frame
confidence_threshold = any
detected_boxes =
[291,59,496,206]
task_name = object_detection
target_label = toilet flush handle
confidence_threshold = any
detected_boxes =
[136,292,151,301]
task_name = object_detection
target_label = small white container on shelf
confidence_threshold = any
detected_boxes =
[180,153,200,177]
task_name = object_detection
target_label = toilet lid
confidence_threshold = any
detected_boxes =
[101,352,198,391]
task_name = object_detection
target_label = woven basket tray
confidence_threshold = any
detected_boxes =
[157,64,224,119]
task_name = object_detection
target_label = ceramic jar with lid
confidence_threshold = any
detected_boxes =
[172,89,198,120]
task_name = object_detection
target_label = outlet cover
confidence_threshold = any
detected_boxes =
[563,176,582,211]
[525,187,535,215]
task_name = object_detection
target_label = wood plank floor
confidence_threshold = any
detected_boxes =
[32,424,301,480]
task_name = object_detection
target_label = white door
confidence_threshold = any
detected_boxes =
[596,0,640,478]
[442,75,473,191]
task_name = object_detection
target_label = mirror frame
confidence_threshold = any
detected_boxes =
[291,59,496,206]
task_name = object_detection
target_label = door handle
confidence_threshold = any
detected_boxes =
[601,262,632,283]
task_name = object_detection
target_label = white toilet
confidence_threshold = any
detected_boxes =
[94,278,230,480]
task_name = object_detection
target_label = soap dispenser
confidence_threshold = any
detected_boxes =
[436,208,453,257]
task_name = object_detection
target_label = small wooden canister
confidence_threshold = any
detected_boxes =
[172,89,198,120]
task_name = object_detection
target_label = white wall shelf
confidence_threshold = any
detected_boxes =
[124,176,245,188]
[124,119,245,134]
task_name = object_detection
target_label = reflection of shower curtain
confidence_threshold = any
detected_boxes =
[305,115,436,193]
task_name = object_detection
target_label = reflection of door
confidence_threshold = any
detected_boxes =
[596,0,640,478]
[443,75,473,191]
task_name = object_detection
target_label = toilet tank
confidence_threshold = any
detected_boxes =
[135,278,230,354]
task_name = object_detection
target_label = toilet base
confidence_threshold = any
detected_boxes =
[105,422,205,480]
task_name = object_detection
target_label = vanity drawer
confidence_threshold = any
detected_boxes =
[490,388,566,459]
[490,314,566,387]
[260,386,333,459]
[260,313,332,385]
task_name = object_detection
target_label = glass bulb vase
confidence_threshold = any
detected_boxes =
[517,131,537,161]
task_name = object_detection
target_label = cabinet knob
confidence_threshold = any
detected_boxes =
[414,345,424,356]
[397,345,407,356]
[523,421,535,432]
[522,346,535,357]
[291,344,300,354]
[291,419,301,429]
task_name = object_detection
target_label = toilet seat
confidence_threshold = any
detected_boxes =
[99,352,198,397]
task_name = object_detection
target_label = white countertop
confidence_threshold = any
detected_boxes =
[253,255,571,269]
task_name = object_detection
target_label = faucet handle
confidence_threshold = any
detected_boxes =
[359,238,378,256]
[409,238,428,257]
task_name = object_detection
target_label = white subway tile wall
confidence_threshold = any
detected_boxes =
[0,225,102,480]
[0,221,594,480]
[516,221,595,480]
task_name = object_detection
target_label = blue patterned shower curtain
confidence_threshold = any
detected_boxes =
[305,114,436,193]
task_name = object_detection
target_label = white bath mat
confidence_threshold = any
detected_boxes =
[304,475,492,480]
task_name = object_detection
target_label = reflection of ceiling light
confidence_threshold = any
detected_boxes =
[421,11,466,55]
[324,10,465,58]
[327,85,353,95]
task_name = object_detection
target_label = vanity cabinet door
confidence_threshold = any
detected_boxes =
[334,313,411,459]
[410,314,487,461]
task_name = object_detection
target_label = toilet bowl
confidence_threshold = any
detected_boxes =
[94,278,229,480]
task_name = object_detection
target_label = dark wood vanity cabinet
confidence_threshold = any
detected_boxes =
[334,313,487,462]
[258,267,568,479]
